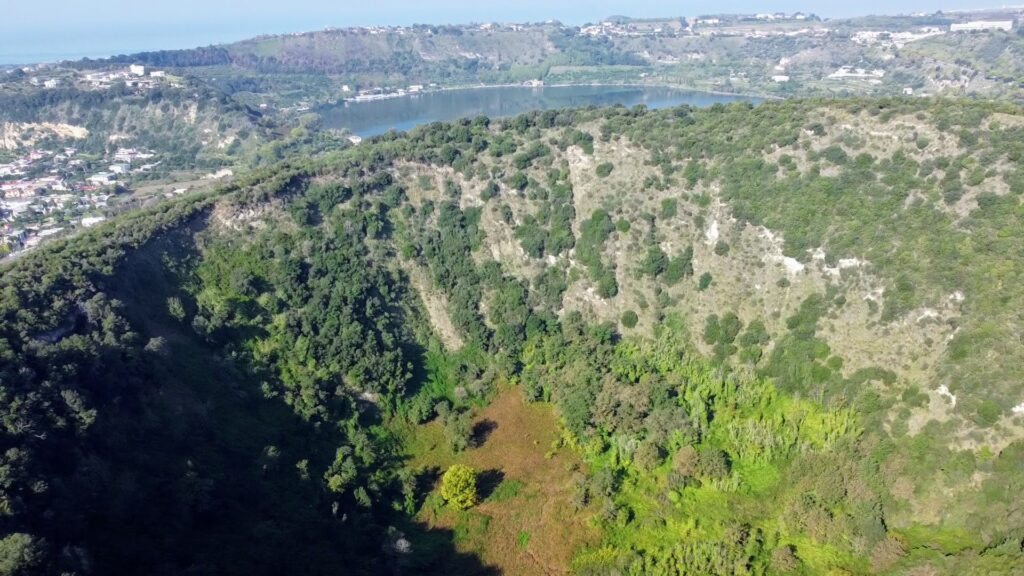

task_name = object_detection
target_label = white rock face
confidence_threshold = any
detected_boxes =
[705,220,720,245]
[936,385,957,407]
[1012,402,1024,415]
[812,248,865,277]
[781,256,805,274]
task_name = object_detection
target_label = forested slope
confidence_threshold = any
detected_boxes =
[1,98,1022,575]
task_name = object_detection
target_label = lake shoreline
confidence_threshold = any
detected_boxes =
[323,84,764,137]
[340,81,780,107]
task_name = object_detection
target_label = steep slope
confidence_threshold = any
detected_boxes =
[0,82,268,169]
[1,98,1022,575]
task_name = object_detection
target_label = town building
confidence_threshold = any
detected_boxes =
[951,21,1014,32]
[87,173,116,186]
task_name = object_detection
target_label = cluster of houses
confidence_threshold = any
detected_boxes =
[1,198,110,255]
[0,146,157,257]
[343,83,438,103]
[828,66,887,82]
[16,64,171,93]
[580,19,686,37]
[320,22,559,38]
[580,14,816,38]
[852,28,947,49]
[82,65,168,90]
[850,20,1016,49]
[84,147,159,187]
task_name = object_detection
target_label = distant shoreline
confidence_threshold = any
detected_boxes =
[338,81,779,107]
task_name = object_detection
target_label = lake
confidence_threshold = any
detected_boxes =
[318,85,759,138]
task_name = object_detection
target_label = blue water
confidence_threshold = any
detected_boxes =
[318,85,759,138]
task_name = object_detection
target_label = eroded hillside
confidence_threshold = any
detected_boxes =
[388,101,1024,447]
[1,98,1022,575]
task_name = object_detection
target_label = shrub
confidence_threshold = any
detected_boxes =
[697,272,712,291]
[444,410,473,452]
[167,296,186,321]
[660,198,678,219]
[440,464,478,510]
[596,163,614,178]
[596,271,618,298]
[663,247,694,285]
[975,400,1002,427]
[673,446,699,477]
[771,546,800,573]
[704,314,721,345]
[695,447,731,480]
[481,180,500,201]
[508,172,529,191]
[869,537,907,572]
[621,310,639,329]
[640,246,668,277]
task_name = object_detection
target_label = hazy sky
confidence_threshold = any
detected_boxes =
[0,0,1006,63]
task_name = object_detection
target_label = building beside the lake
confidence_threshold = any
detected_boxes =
[950,21,1013,32]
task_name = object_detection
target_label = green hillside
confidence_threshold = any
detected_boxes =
[1,97,1023,575]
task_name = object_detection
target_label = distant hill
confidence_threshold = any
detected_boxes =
[61,14,1024,104]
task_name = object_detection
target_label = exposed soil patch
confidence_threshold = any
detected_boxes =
[409,389,599,575]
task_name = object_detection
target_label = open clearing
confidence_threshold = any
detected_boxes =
[403,389,599,575]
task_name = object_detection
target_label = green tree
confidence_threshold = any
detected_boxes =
[664,247,694,285]
[508,171,529,191]
[621,310,639,329]
[698,272,713,291]
[167,296,186,321]
[0,533,42,576]
[440,464,478,510]
[444,410,473,452]
[481,180,500,201]
[640,246,668,277]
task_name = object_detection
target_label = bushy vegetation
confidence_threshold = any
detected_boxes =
[2,98,1023,575]
[440,465,478,510]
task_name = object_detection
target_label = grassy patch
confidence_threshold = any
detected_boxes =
[486,478,525,503]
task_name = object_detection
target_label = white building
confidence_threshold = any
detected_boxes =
[772,75,791,83]
[950,21,1013,32]
[828,66,886,80]
[87,173,116,186]
[129,64,146,76]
